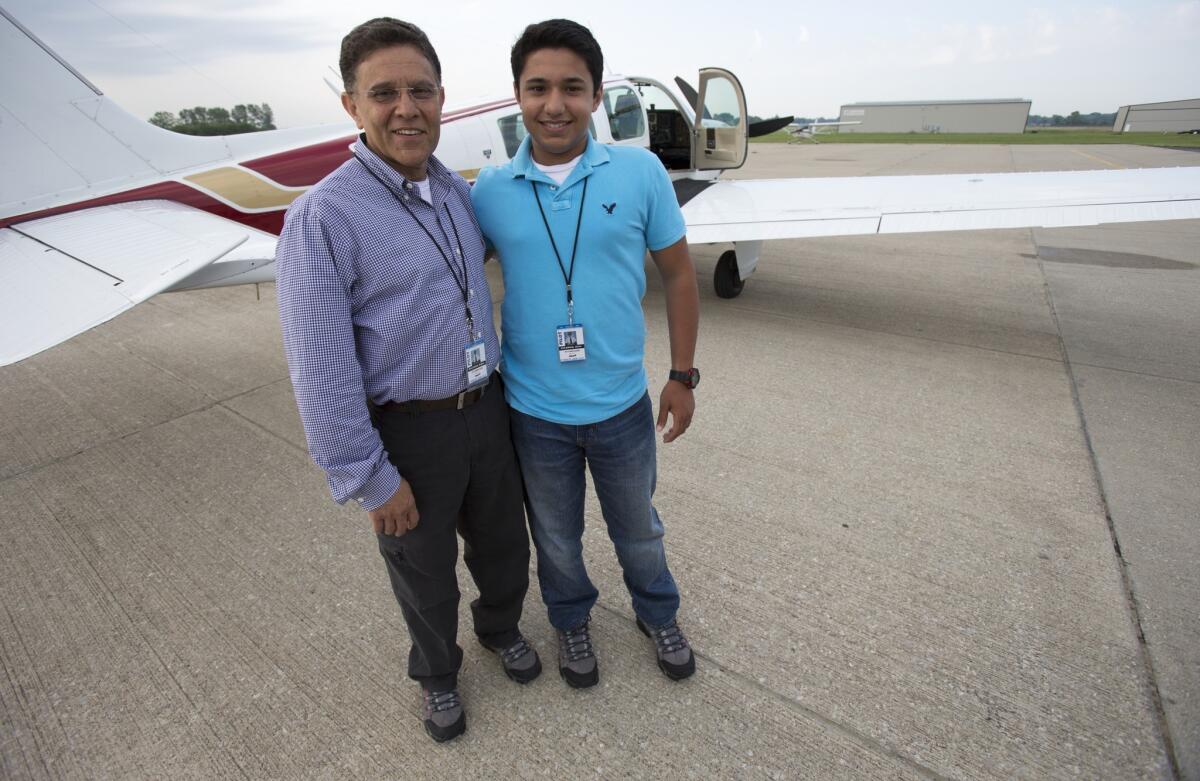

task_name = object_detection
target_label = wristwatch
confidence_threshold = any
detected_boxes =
[668,368,700,389]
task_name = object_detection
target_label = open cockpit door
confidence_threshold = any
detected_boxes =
[693,68,747,171]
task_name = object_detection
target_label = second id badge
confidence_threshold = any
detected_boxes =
[465,339,488,386]
[556,324,586,362]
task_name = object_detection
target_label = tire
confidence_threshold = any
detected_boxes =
[714,250,744,299]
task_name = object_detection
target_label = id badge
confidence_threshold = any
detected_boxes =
[465,339,488,385]
[556,324,586,362]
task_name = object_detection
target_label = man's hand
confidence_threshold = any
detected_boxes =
[369,479,420,536]
[649,237,699,445]
[656,381,695,443]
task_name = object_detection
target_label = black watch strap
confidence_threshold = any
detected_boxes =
[668,368,700,389]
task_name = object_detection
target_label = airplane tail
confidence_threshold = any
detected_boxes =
[0,7,350,366]
[0,8,252,219]
[0,7,344,223]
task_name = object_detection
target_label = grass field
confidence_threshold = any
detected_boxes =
[752,126,1200,147]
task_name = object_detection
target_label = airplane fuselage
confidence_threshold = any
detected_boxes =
[0,76,729,240]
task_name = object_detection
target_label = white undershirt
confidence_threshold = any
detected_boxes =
[532,154,582,185]
[413,178,432,204]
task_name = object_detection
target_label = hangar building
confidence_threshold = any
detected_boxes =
[1113,99,1200,133]
[837,99,1031,133]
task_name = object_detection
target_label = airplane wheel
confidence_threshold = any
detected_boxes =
[714,250,744,299]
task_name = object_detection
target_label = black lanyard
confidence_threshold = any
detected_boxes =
[354,154,475,334]
[531,177,588,323]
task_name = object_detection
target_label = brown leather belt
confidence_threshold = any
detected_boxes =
[375,378,491,414]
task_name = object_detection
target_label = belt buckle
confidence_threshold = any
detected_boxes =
[456,390,467,410]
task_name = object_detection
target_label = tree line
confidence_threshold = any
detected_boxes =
[149,104,275,136]
[1026,111,1117,127]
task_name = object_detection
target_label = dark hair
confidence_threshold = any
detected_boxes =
[340,18,442,91]
[510,19,603,93]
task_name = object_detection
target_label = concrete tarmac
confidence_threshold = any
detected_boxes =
[2,143,1196,779]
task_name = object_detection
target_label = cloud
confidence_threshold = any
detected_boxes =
[905,14,1077,71]
[1171,0,1200,29]
[971,25,998,63]
[8,0,1197,127]
[920,44,959,67]
[1028,10,1059,57]
[11,1,331,76]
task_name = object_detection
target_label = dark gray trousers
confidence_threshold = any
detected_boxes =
[372,376,529,691]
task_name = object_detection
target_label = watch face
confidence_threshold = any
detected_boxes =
[672,368,699,389]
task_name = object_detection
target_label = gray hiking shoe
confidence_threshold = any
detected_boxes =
[636,617,695,681]
[479,633,542,684]
[557,617,599,688]
[420,687,466,742]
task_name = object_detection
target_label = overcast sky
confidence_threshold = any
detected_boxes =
[6,0,1198,127]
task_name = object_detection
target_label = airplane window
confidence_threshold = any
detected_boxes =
[497,115,527,159]
[703,78,741,127]
[604,86,645,141]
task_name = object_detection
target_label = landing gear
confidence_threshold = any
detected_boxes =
[714,250,744,299]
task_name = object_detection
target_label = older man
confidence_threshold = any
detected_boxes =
[276,18,538,743]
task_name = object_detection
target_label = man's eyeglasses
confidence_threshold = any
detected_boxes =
[358,86,439,105]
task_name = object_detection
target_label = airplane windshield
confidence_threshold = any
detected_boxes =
[631,78,693,171]
[637,83,680,116]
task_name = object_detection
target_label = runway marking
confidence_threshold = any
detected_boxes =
[1071,149,1124,169]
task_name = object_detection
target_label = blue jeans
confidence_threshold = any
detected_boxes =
[510,393,680,629]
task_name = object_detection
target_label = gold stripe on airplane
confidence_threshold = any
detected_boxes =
[184,167,304,210]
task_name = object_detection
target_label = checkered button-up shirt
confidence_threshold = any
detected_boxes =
[276,137,498,510]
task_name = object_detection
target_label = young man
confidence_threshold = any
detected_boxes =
[276,18,539,743]
[471,19,701,688]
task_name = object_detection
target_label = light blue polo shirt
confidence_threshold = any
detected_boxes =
[472,136,686,425]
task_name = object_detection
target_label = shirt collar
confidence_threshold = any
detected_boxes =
[352,133,450,192]
[509,134,610,188]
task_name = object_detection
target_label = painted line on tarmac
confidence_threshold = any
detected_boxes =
[1071,149,1124,169]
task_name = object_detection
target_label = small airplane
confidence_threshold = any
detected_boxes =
[3,7,1200,367]
[787,120,863,140]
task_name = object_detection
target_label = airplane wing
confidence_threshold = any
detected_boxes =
[681,167,1200,244]
[0,200,254,365]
